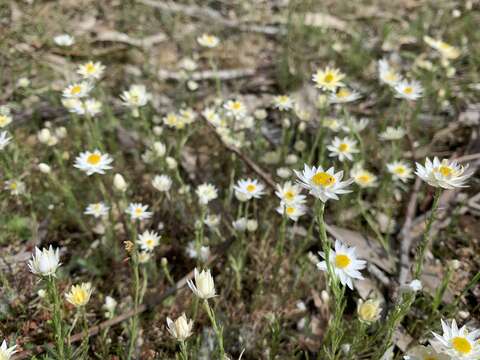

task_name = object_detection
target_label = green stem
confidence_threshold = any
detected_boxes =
[413,187,442,278]
[47,276,65,359]
[203,300,224,358]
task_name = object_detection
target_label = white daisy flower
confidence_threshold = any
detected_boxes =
[65,282,93,307]
[394,80,423,101]
[312,66,346,92]
[322,118,344,132]
[138,251,151,263]
[0,131,12,150]
[378,59,402,86]
[197,33,220,48]
[53,34,74,46]
[84,202,110,218]
[272,95,294,111]
[62,81,93,99]
[408,279,423,292]
[404,345,450,360]
[204,214,221,228]
[327,137,359,162]
[351,165,378,188]
[276,202,307,221]
[224,100,247,119]
[424,36,460,60]
[196,183,218,205]
[274,181,306,205]
[4,179,26,196]
[83,99,102,116]
[343,117,369,133]
[328,88,361,104]
[67,99,102,117]
[232,217,247,231]
[387,161,413,183]
[77,61,105,80]
[137,230,161,252]
[179,108,196,125]
[163,112,185,130]
[152,174,172,193]
[120,84,150,117]
[126,203,153,221]
[233,178,266,201]
[0,113,12,128]
[187,268,216,300]
[166,313,194,342]
[415,157,474,189]
[28,246,61,277]
[295,164,353,202]
[431,319,480,359]
[62,98,84,114]
[317,239,366,289]
[380,126,406,141]
[0,339,17,359]
[74,150,113,175]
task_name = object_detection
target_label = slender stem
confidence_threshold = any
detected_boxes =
[413,187,442,278]
[203,300,224,358]
[47,276,65,359]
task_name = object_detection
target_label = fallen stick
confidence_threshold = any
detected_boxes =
[137,0,285,35]
[158,67,269,82]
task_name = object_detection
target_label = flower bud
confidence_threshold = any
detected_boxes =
[113,174,127,192]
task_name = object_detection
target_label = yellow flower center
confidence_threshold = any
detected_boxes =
[337,88,350,98]
[358,174,372,184]
[87,153,101,165]
[246,184,256,192]
[284,191,295,201]
[312,172,336,187]
[9,182,17,190]
[71,85,82,95]
[146,239,154,247]
[231,102,242,110]
[338,143,349,152]
[437,165,453,177]
[403,87,413,95]
[278,96,289,103]
[135,207,143,215]
[452,336,472,354]
[394,166,405,175]
[286,206,295,215]
[358,303,377,321]
[335,254,351,269]
[85,63,96,73]
[324,73,334,83]
[0,115,8,126]
[385,72,397,82]
[71,289,88,306]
